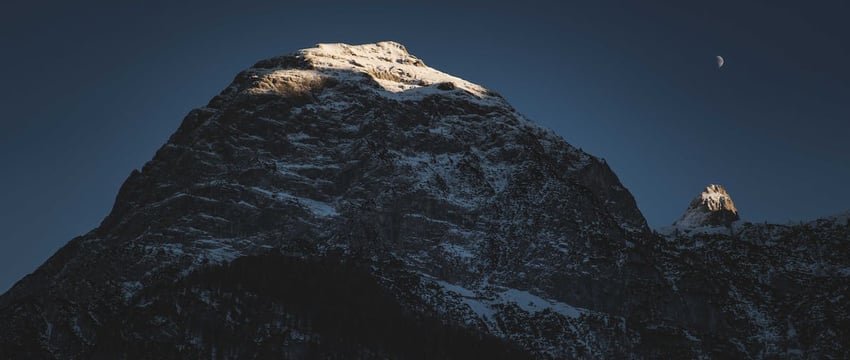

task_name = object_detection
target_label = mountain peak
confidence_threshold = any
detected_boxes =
[673,184,740,228]
[287,41,504,104]
[0,41,650,359]
[239,42,507,108]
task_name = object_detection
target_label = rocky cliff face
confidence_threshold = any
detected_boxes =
[658,206,850,358]
[656,185,849,357]
[0,42,847,359]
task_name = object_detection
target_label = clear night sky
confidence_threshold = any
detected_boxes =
[2,0,848,292]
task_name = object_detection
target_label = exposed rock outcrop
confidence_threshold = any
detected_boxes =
[673,184,740,228]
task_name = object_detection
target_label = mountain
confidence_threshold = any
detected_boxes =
[672,184,739,229]
[1,42,847,359]
[658,194,850,358]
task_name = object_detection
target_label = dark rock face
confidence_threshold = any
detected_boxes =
[656,213,850,357]
[0,42,847,359]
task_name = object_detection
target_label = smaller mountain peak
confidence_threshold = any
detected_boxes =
[700,184,737,213]
[673,184,740,228]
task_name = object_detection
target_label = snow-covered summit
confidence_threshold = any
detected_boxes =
[302,41,495,97]
[672,184,740,229]
[245,41,506,106]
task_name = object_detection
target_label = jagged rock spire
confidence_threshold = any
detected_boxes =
[673,184,740,228]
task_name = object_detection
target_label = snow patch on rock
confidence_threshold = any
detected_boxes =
[294,42,505,105]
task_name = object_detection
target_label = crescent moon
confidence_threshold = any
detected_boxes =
[717,55,725,68]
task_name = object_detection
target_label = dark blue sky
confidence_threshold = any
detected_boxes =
[2,0,848,292]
